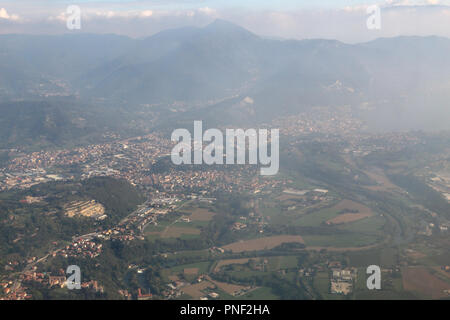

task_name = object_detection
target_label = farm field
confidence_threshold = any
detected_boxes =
[348,248,398,267]
[223,235,305,253]
[205,276,251,296]
[337,215,385,234]
[237,287,279,300]
[352,268,418,300]
[303,233,379,248]
[171,261,212,274]
[214,258,250,272]
[401,267,450,299]
[143,204,216,241]
[326,212,371,225]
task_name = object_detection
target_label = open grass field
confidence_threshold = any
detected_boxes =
[147,226,201,239]
[348,248,398,267]
[303,233,379,248]
[238,287,279,300]
[206,276,250,296]
[295,199,374,227]
[146,206,216,239]
[260,195,338,226]
[325,200,374,224]
[145,210,206,240]
[363,167,402,192]
[214,258,250,272]
[294,207,338,227]
[326,212,372,225]
[333,200,371,212]
[276,193,305,202]
[337,215,385,234]
[267,256,298,270]
[214,256,298,273]
[223,235,305,253]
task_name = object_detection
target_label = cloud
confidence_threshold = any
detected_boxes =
[198,7,218,16]
[48,7,218,22]
[0,7,19,21]
[383,0,450,7]
[49,9,154,22]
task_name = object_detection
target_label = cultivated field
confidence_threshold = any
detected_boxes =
[206,276,251,296]
[402,267,450,299]
[223,235,305,253]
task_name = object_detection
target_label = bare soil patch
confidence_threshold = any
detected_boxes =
[402,267,450,299]
[327,212,372,225]
[184,268,199,275]
[189,208,216,221]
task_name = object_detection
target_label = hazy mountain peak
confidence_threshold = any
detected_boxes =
[203,19,257,38]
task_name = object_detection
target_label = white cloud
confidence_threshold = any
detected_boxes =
[0,7,19,21]
[384,0,450,6]
[48,9,155,22]
[198,7,217,16]
[140,10,153,18]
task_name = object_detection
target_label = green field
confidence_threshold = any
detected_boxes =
[303,233,379,248]
[337,215,385,234]
[238,287,280,300]
[267,256,299,270]
[347,248,397,267]
[294,206,339,227]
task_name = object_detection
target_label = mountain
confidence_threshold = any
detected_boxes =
[0,98,130,150]
[1,20,450,130]
[0,34,133,98]
[79,19,264,103]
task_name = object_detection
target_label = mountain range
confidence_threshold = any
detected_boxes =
[1,19,450,133]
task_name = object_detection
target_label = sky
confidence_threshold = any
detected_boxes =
[1,0,450,42]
